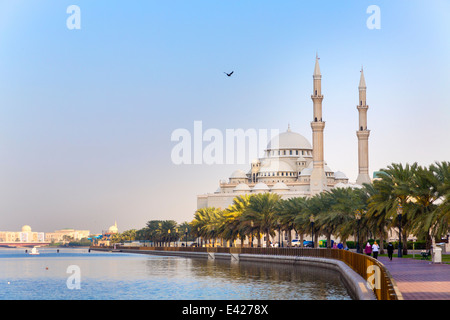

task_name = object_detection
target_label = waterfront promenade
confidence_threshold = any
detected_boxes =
[378,255,450,300]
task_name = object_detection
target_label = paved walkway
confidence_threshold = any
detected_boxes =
[377,255,450,300]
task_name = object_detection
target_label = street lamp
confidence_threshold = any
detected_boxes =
[355,210,362,253]
[185,228,188,248]
[197,227,200,247]
[397,199,403,258]
[250,221,254,248]
[168,229,171,247]
[310,215,315,248]
[175,228,178,247]
[277,219,281,248]
[158,223,162,247]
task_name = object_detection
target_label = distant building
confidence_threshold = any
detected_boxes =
[97,221,119,246]
[45,228,90,243]
[0,225,45,244]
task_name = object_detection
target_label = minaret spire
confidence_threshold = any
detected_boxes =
[310,54,327,194]
[356,66,371,185]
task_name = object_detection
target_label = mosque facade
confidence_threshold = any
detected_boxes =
[198,56,371,210]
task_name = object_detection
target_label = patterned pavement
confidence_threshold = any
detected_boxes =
[377,255,450,300]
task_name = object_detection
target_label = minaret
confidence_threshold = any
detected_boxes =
[356,67,371,185]
[310,54,327,194]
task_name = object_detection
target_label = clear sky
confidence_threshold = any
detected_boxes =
[0,0,449,234]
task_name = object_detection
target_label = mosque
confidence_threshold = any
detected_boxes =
[198,55,372,209]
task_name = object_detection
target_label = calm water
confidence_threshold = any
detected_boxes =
[0,248,351,300]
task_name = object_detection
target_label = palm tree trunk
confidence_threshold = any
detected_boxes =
[379,231,385,254]
[402,232,408,255]
[287,229,292,247]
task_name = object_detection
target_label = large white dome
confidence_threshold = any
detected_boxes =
[259,159,295,173]
[267,129,312,150]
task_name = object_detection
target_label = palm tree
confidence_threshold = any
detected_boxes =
[300,194,329,248]
[375,163,418,255]
[321,187,366,249]
[365,183,391,254]
[428,161,450,240]
[221,195,251,247]
[276,197,307,247]
[242,193,281,247]
[406,165,441,248]
[191,207,222,246]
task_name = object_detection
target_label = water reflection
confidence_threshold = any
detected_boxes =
[0,248,351,300]
[142,257,351,300]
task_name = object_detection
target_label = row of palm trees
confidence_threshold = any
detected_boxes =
[190,162,449,253]
[110,220,193,246]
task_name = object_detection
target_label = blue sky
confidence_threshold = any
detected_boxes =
[0,1,449,233]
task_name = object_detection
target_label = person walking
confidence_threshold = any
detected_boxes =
[364,242,372,256]
[372,241,380,259]
[387,242,394,261]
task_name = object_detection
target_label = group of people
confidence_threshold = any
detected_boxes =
[364,241,395,260]
[364,242,380,259]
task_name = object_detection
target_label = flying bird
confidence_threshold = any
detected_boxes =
[224,71,234,77]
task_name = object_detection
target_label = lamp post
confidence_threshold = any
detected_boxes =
[310,215,315,248]
[355,210,362,253]
[277,219,281,248]
[397,200,403,258]
[168,229,171,247]
[175,228,178,247]
[250,221,254,248]
[185,228,188,248]
[158,223,162,247]
[197,227,200,247]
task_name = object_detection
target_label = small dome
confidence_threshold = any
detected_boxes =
[253,183,270,191]
[21,225,32,232]
[334,182,351,189]
[324,165,333,173]
[334,171,348,180]
[271,182,290,191]
[299,168,313,176]
[230,169,247,179]
[234,184,251,192]
[108,222,118,233]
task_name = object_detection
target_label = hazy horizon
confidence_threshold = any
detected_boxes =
[0,1,449,234]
